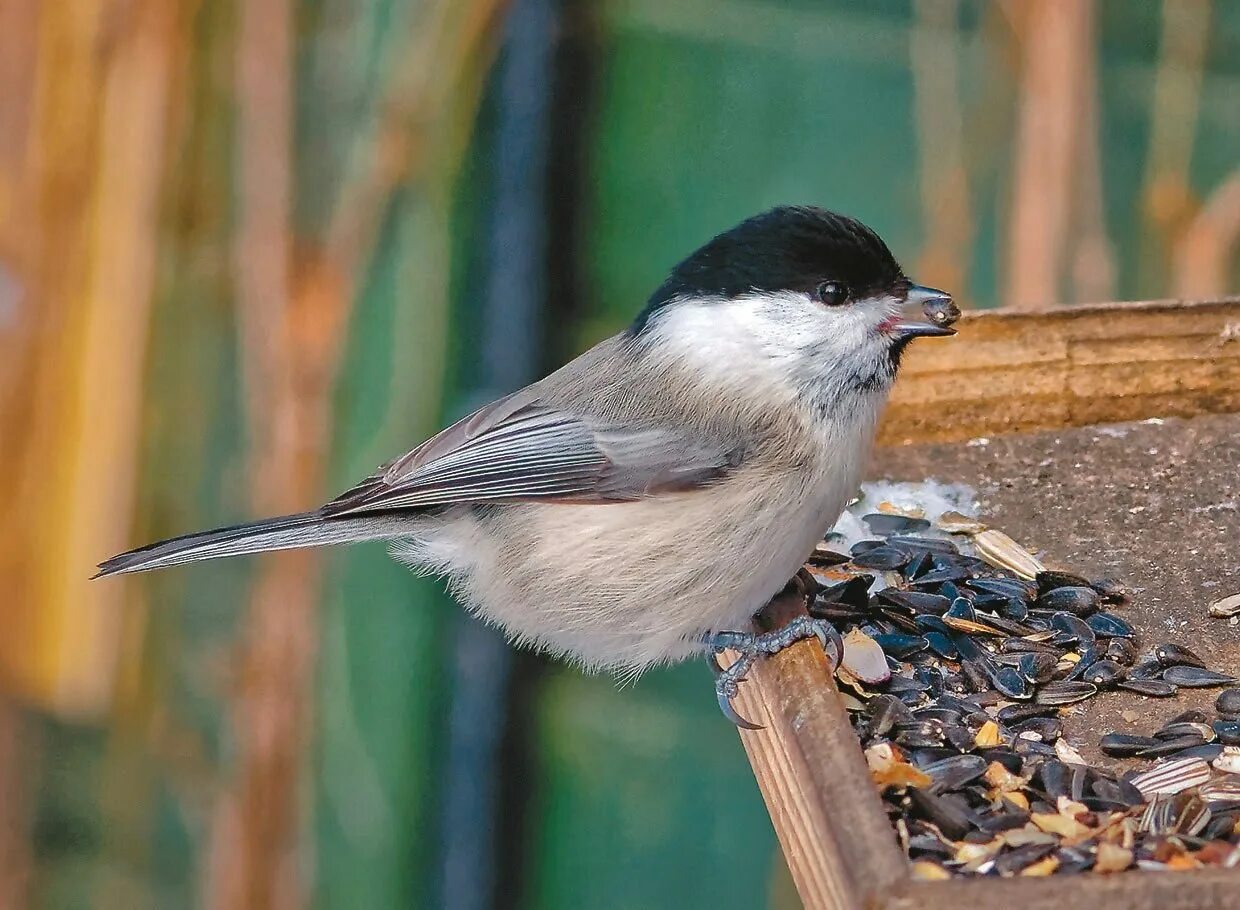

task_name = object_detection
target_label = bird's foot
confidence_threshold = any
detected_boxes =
[704,615,844,729]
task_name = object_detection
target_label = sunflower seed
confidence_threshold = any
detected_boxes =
[863,513,931,536]
[1036,586,1101,617]
[1118,677,1178,697]
[852,546,912,570]
[1099,733,1161,757]
[1087,611,1134,638]
[1217,688,1240,717]
[1162,665,1237,688]
[974,529,1044,580]
[1214,720,1240,746]
[1154,642,1206,669]
[1036,681,1097,705]
[1130,758,1212,797]
[1208,593,1240,618]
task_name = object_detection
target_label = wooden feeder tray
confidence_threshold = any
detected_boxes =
[732,299,1240,910]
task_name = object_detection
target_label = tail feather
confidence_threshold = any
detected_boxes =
[94,511,407,578]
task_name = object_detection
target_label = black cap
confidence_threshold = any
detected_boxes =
[633,206,907,332]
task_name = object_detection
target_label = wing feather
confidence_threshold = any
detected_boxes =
[322,393,739,516]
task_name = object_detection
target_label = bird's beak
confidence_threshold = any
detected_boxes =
[888,285,959,339]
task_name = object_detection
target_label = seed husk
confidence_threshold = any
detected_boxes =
[840,628,890,685]
[1207,593,1240,618]
[974,529,1044,580]
[937,510,987,535]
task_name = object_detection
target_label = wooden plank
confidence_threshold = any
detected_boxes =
[740,413,1240,908]
[885,868,1240,910]
[879,297,1240,446]
[727,591,908,910]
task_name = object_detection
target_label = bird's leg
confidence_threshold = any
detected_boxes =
[704,575,843,729]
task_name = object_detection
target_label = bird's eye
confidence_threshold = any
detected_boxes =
[816,280,850,307]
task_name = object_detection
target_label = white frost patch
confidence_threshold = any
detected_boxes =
[825,480,980,592]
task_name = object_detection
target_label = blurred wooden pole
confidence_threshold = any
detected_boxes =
[208,0,316,908]
[1137,0,1210,296]
[1003,0,1094,310]
[0,0,176,715]
[1173,171,1240,299]
[910,0,972,302]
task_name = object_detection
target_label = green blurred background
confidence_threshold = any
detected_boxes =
[0,1,1236,908]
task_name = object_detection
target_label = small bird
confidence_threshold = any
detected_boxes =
[98,206,957,726]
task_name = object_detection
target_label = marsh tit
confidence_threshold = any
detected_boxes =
[98,206,958,725]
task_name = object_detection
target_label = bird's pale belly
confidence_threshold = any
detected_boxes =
[419,466,854,674]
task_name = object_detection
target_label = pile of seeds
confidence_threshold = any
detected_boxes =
[805,509,1240,878]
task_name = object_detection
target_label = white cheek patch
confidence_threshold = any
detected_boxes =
[646,292,889,402]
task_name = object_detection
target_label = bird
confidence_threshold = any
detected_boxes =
[97,205,958,726]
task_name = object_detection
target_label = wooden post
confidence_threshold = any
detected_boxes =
[726,592,908,910]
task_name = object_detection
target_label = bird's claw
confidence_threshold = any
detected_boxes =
[704,615,843,729]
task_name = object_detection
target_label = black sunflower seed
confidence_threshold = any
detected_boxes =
[927,753,992,793]
[1018,651,1057,684]
[993,841,1057,875]
[863,513,931,536]
[812,574,875,611]
[1036,759,1071,799]
[1035,586,1100,617]
[994,706,1050,728]
[1036,570,1092,595]
[880,589,952,616]
[1212,720,1240,745]
[1215,688,1240,717]
[968,577,1036,601]
[851,546,911,570]
[907,788,975,840]
[1099,733,1160,756]
[872,633,929,658]
[1161,665,1237,688]
[1087,611,1134,638]
[1137,734,1207,758]
[909,566,972,586]
[888,535,959,554]
[1170,743,1225,762]
[923,631,958,660]
[902,550,934,580]
[1050,611,1095,645]
[1083,659,1124,687]
[1127,654,1163,679]
[1155,721,1215,741]
[1154,642,1206,669]
[1105,637,1137,666]
[1117,677,1177,697]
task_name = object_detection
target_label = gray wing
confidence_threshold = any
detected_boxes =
[321,391,742,516]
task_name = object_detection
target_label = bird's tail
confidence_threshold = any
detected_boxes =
[94,511,408,578]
